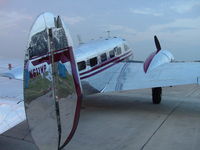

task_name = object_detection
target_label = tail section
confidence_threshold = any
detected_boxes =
[24,12,82,150]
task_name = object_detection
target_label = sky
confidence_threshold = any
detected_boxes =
[0,0,200,61]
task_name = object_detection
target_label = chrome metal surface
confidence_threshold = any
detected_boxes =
[24,12,81,150]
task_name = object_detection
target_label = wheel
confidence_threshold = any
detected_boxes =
[152,87,162,104]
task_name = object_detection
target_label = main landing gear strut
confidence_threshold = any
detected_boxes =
[152,87,162,104]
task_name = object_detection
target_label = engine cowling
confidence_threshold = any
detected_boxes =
[143,36,174,73]
[144,50,174,73]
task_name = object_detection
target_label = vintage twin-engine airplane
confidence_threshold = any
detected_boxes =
[1,12,200,150]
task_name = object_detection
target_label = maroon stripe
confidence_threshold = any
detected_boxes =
[80,53,132,80]
[30,47,69,60]
[68,47,82,97]
[80,50,132,76]
[31,48,70,66]
[60,46,82,149]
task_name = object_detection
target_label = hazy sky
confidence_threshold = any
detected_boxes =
[0,0,200,60]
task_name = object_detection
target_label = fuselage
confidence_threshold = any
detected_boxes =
[24,37,133,95]
[74,37,133,94]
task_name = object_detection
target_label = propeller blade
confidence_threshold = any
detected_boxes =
[154,35,161,52]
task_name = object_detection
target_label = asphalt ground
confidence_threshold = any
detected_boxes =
[1,85,200,150]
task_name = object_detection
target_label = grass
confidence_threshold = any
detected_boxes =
[24,69,76,103]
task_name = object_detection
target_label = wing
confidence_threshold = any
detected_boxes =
[0,67,23,80]
[103,61,200,92]
[0,99,25,134]
[0,71,25,134]
[0,58,23,80]
[104,36,200,93]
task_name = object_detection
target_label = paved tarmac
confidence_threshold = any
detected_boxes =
[1,85,200,150]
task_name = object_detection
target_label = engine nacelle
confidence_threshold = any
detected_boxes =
[144,50,174,73]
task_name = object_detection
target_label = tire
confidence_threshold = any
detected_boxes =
[152,87,162,104]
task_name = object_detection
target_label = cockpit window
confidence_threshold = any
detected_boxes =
[77,61,86,71]
[109,50,115,58]
[101,53,107,62]
[116,47,122,55]
[90,57,98,67]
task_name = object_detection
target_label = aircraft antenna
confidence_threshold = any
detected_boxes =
[77,34,84,45]
[106,30,111,38]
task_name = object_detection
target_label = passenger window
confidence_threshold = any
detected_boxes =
[77,61,86,71]
[101,53,107,62]
[109,50,115,58]
[90,57,98,67]
[116,47,122,55]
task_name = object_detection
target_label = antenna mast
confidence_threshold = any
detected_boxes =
[106,30,111,38]
[77,34,83,45]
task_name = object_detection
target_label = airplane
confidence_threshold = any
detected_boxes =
[1,12,200,150]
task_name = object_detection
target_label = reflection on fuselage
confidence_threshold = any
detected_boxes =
[24,12,81,150]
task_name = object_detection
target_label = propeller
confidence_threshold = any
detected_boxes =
[154,35,161,52]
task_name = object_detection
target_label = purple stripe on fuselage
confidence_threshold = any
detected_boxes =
[79,51,132,77]
[80,53,132,80]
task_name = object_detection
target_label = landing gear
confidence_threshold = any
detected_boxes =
[152,87,162,104]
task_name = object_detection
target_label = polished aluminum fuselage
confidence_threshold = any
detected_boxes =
[74,37,133,94]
